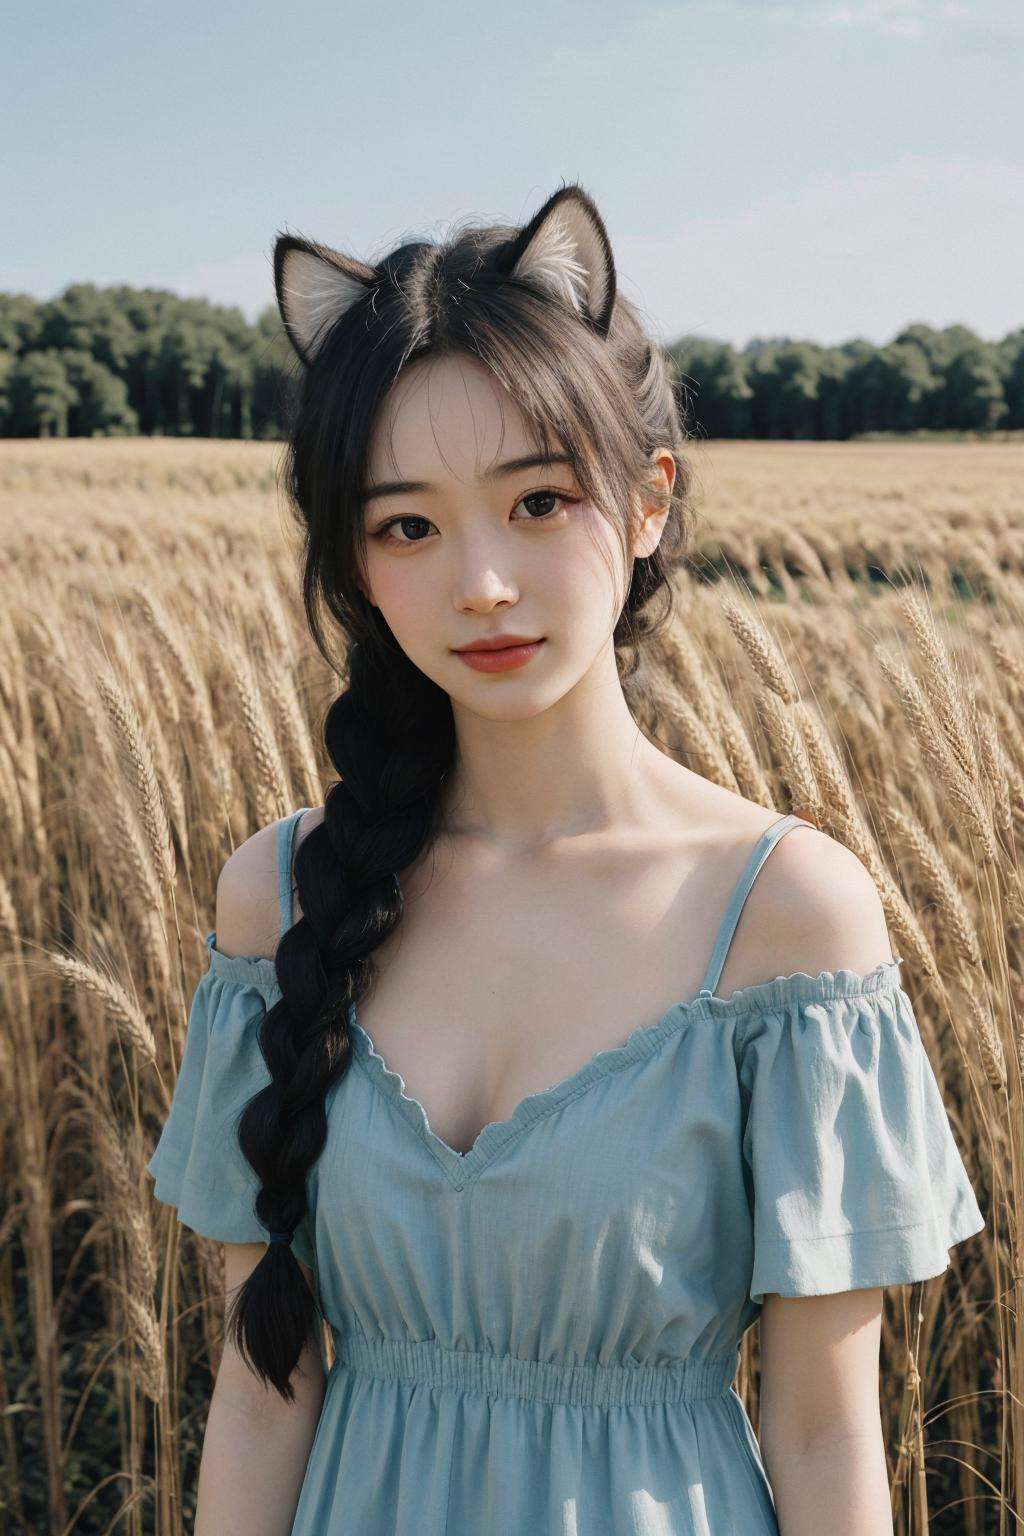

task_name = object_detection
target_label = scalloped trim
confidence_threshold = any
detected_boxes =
[693,954,904,1018]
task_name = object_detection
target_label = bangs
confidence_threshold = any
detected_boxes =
[360,317,644,565]
[284,219,689,667]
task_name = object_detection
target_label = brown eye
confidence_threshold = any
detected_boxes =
[373,515,434,546]
[515,490,578,521]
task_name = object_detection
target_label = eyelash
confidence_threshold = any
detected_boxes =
[370,489,579,548]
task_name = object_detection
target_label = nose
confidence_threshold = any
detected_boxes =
[451,534,519,613]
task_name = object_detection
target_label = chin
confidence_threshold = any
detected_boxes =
[455,688,562,723]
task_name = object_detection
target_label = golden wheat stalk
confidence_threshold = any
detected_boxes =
[96,667,176,895]
[46,951,157,1064]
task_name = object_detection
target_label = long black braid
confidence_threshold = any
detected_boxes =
[227,638,454,1400]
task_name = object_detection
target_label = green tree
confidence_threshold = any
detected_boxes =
[845,341,938,433]
[945,339,1008,431]
[157,316,212,433]
[37,284,137,374]
[0,350,16,430]
[62,349,138,435]
[0,293,43,356]
[746,342,823,439]
[10,349,79,436]
[814,348,855,439]
[996,329,1024,429]
[667,338,753,438]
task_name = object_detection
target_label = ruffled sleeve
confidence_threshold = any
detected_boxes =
[146,934,316,1270]
[734,963,985,1303]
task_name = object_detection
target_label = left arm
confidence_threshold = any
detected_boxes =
[735,826,904,1534]
[758,1287,893,1536]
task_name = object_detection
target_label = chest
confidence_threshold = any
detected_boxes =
[344,845,740,1159]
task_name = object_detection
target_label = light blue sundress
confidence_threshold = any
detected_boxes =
[147,809,986,1534]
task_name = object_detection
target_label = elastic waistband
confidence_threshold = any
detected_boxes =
[330,1329,736,1408]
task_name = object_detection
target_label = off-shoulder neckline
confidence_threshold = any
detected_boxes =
[199,929,907,1186]
[200,929,905,1025]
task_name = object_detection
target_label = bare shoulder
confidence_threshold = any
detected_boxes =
[215,807,324,962]
[214,820,281,961]
[729,818,897,987]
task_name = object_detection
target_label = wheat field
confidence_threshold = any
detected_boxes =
[0,436,1020,1534]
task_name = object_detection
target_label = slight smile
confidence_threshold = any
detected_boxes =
[452,637,547,673]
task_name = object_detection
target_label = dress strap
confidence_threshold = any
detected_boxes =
[697,814,815,999]
[277,807,313,939]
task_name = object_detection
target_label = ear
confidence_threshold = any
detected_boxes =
[631,450,676,559]
[495,183,617,337]
[273,233,380,366]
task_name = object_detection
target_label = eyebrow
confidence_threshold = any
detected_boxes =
[361,453,574,505]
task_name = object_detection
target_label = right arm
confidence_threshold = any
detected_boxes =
[194,822,326,1535]
[194,1241,326,1536]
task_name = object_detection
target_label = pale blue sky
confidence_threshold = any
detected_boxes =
[4,0,1021,349]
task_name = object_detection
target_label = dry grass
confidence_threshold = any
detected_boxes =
[1,437,1020,1533]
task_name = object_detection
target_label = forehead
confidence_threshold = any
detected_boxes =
[367,353,548,483]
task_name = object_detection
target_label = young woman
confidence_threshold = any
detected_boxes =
[146,183,985,1536]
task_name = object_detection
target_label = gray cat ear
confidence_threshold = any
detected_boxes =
[274,233,379,366]
[497,184,617,337]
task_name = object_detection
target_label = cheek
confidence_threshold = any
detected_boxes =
[540,516,626,623]
[361,549,429,627]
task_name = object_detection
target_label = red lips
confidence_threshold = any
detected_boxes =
[452,634,543,652]
[454,638,546,673]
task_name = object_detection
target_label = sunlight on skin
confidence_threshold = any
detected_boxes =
[354,351,677,847]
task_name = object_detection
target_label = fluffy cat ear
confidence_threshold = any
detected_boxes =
[273,233,380,366]
[496,184,617,337]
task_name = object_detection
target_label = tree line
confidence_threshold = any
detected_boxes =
[1,283,1021,440]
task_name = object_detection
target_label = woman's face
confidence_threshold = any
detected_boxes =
[358,352,671,723]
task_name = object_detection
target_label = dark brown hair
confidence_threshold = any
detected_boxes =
[226,181,698,1400]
